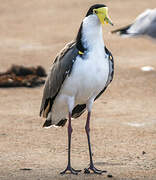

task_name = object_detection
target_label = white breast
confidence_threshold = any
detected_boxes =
[61,47,109,104]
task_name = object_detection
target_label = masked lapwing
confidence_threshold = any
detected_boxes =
[40,4,114,175]
[112,8,156,40]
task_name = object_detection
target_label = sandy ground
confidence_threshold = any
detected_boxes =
[0,0,156,179]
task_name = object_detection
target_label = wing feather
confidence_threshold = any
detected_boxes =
[40,41,79,117]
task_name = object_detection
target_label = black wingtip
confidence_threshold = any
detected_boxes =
[43,120,52,127]
[111,24,132,35]
[56,119,67,127]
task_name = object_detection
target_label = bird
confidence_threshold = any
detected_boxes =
[40,4,114,175]
[111,8,156,40]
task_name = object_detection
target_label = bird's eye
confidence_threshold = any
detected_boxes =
[93,9,98,14]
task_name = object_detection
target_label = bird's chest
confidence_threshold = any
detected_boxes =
[76,55,108,85]
[65,51,109,102]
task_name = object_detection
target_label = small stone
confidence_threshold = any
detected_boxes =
[142,151,146,155]
[107,174,113,178]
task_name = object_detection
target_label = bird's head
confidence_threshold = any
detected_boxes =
[86,4,113,26]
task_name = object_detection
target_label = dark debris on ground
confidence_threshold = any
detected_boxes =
[0,65,47,88]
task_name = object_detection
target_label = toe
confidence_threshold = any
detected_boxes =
[84,165,107,174]
[60,166,81,175]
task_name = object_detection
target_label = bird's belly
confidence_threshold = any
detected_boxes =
[60,55,109,104]
[75,70,107,103]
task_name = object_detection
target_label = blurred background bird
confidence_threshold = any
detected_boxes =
[111,8,156,41]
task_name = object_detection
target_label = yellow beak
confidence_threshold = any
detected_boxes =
[93,7,113,26]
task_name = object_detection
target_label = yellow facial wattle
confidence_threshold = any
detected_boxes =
[93,7,113,26]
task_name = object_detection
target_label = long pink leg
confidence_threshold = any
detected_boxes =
[60,113,81,175]
[84,111,107,174]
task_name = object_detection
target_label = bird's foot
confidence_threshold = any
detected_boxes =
[84,165,107,174]
[60,165,81,175]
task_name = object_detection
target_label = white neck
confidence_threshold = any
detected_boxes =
[81,14,104,51]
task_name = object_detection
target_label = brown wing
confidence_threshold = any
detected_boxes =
[40,41,79,118]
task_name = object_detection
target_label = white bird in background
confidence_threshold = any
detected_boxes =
[40,4,114,175]
[112,8,156,40]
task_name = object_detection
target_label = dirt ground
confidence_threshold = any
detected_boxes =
[0,0,156,180]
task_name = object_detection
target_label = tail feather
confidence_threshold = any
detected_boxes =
[43,118,67,128]
[56,119,67,127]
[111,24,132,35]
[43,119,52,127]
[42,103,87,128]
